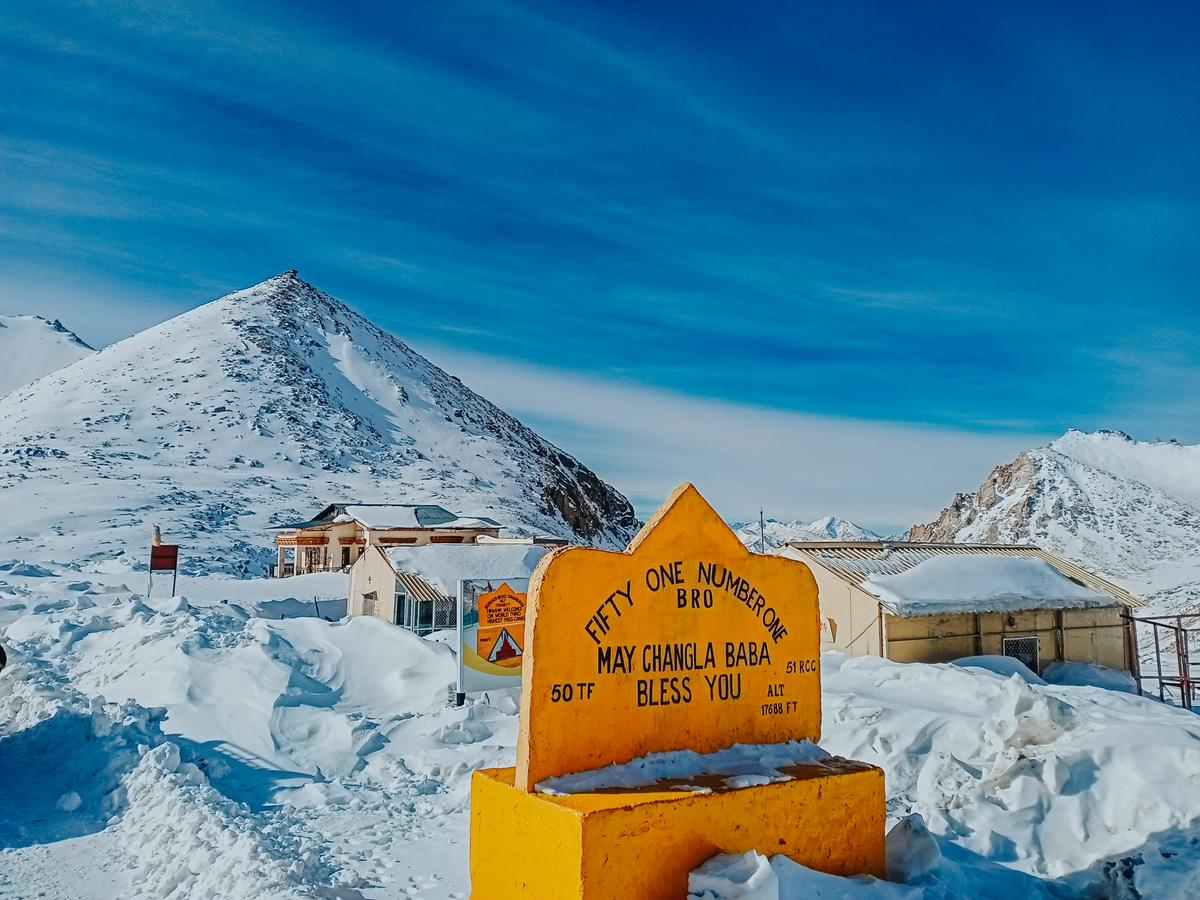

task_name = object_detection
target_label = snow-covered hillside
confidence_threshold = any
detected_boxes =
[734,516,882,551]
[910,429,1200,613]
[0,272,638,573]
[3,565,1199,898]
[0,315,94,395]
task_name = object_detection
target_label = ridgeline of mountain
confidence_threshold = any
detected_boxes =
[909,429,1200,612]
[0,271,638,572]
[734,515,882,552]
[0,314,94,395]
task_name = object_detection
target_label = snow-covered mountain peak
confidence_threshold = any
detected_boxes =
[0,273,638,571]
[733,515,881,551]
[910,429,1200,611]
[804,515,879,541]
[1047,428,1200,507]
[0,313,95,395]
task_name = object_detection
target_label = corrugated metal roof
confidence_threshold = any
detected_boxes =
[395,570,449,605]
[780,541,1143,611]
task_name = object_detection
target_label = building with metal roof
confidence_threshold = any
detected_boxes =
[778,541,1141,675]
[271,502,503,577]
[347,540,551,635]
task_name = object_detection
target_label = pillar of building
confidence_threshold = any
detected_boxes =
[277,544,286,578]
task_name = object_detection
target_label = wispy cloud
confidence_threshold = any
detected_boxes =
[416,341,1051,531]
[0,0,1196,450]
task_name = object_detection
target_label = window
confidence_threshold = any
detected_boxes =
[362,591,377,617]
[1002,636,1040,674]
[394,586,407,626]
[341,546,351,568]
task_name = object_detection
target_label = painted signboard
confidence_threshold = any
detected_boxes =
[457,578,531,696]
[147,542,181,597]
[476,582,526,670]
[149,544,180,571]
[514,483,822,791]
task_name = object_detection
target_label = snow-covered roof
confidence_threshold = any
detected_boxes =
[384,542,550,596]
[779,541,1142,614]
[276,503,502,531]
[862,555,1115,616]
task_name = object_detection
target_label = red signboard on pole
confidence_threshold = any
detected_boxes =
[150,545,179,571]
[148,544,180,596]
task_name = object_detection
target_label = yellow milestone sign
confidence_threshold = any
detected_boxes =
[515,483,822,791]
[477,583,527,669]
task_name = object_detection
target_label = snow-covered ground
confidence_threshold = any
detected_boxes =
[4,559,1200,898]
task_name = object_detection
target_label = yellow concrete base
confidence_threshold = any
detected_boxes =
[469,758,885,899]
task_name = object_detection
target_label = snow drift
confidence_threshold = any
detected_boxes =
[5,558,1200,897]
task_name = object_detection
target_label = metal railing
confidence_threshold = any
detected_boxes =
[1126,614,1200,710]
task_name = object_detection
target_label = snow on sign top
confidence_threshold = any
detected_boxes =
[862,555,1115,616]
[514,483,822,792]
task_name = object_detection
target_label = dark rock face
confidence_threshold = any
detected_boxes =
[909,453,1040,543]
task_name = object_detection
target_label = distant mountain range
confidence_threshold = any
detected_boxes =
[0,271,638,573]
[910,429,1200,613]
[733,515,882,551]
[0,314,94,395]
[8,278,1199,613]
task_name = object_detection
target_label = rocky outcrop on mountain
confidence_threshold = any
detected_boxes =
[0,271,638,572]
[909,453,1043,544]
[910,430,1200,612]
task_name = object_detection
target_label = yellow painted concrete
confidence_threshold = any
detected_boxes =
[470,484,883,897]
[516,483,822,791]
[470,763,885,899]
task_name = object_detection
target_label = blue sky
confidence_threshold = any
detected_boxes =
[1,1,1197,527]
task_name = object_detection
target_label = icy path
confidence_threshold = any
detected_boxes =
[4,561,1200,897]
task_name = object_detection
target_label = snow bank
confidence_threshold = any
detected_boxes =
[951,655,1046,684]
[0,569,509,896]
[822,653,1200,884]
[1042,660,1137,693]
[863,555,1113,615]
[0,653,164,848]
[9,564,1200,898]
[116,742,364,899]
